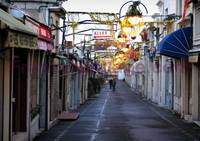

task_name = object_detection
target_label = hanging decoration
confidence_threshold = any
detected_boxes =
[89,13,118,25]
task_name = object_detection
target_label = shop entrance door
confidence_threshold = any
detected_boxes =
[12,49,27,133]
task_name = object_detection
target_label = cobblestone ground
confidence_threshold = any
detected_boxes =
[34,81,200,141]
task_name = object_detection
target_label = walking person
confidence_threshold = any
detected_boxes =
[109,78,113,89]
[112,78,116,92]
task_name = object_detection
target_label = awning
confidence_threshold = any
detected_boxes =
[0,8,37,36]
[157,27,192,58]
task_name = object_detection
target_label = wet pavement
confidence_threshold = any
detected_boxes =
[34,81,200,141]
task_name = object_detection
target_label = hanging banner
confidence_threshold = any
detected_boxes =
[182,0,189,20]
[178,0,189,24]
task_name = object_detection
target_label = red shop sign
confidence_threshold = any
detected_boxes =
[38,25,52,42]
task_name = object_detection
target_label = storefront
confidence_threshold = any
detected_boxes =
[0,8,37,141]
[157,27,192,115]
[189,1,200,122]
[37,24,53,131]
[69,58,79,110]
[49,57,60,121]
[80,61,87,104]
[9,33,37,141]
[58,56,69,111]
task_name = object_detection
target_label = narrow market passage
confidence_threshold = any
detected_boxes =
[34,80,200,141]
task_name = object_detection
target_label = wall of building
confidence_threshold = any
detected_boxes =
[39,51,48,130]
[152,61,159,103]
[29,50,41,140]
[0,11,10,141]
[50,58,60,121]
[192,3,200,121]
[147,58,153,100]
[193,4,200,46]
[173,60,181,114]
[11,1,56,26]
[192,64,200,121]
[50,12,60,48]
[3,49,11,141]
[0,31,3,141]
[164,0,176,14]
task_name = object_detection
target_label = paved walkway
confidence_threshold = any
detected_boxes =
[34,80,200,141]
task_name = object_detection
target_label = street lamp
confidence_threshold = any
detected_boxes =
[118,0,148,34]
[113,1,149,69]
[119,0,148,20]
[117,1,148,45]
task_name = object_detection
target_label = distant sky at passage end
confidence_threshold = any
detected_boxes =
[63,0,159,15]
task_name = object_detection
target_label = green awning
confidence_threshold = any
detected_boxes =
[0,8,37,36]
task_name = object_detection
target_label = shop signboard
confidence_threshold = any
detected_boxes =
[6,31,37,49]
[93,30,113,40]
